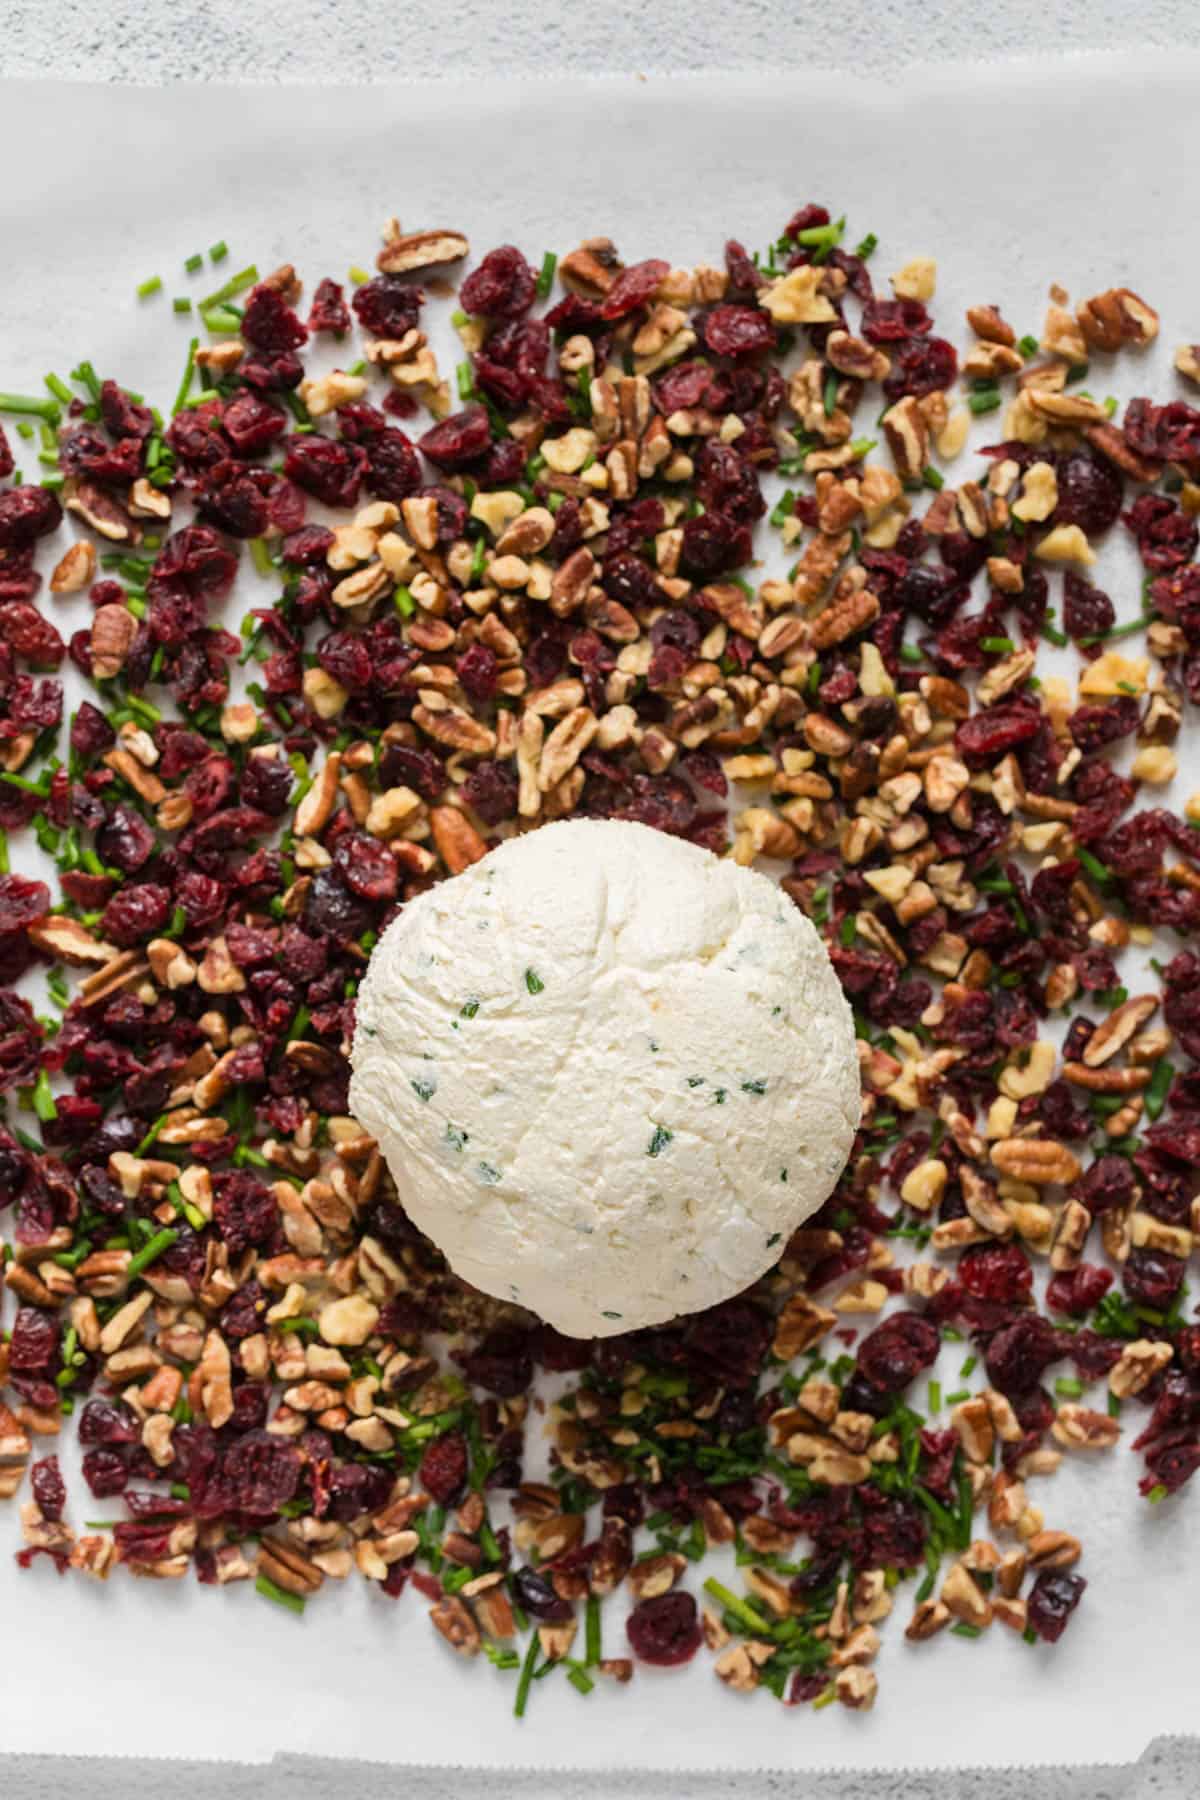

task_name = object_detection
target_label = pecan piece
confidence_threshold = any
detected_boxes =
[376,229,469,274]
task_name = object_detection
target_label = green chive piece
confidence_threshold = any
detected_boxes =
[209,240,230,264]
[899,642,926,665]
[44,373,73,406]
[928,1379,942,1413]
[1107,1392,1122,1419]
[980,636,1016,654]
[535,252,558,300]
[513,1632,541,1718]
[348,265,371,286]
[951,1622,983,1640]
[1147,1484,1169,1505]
[702,1576,772,1636]
[199,265,258,311]
[137,276,164,300]
[125,1227,179,1282]
[968,390,1002,416]
[923,465,944,491]
[647,1125,672,1157]
[567,1664,595,1696]
[201,306,242,334]
[524,968,544,995]
[256,1573,306,1615]
[1018,334,1039,357]
[1040,610,1069,647]
[394,586,416,618]
[249,538,274,578]
[0,829,8,875]
[173,297,193,315]
[585,1594,601,1666]
[1054,1377,1084,1399]
[1144,1059,1176,1122]
[1077,848,1112,887]
[171,338,200,416]
[854,233,878,259]
[0,391,61,424]
[31,1069,57,1124]
[823,371,838,418]
[184,253,204,274]
[1079,612,1156,646]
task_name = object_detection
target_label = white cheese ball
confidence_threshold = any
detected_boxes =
[349,818,860,1338]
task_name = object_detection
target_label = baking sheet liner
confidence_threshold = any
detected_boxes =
[1,52,1199,1772]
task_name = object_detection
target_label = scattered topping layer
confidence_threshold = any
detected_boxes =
[0,209,1199,1713]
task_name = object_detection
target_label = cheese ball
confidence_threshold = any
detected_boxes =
[349,818,860,1338]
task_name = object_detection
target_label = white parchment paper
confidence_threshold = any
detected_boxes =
[2,54,1200,1771]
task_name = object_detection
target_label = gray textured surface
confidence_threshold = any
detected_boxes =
[1,0,1199,82]
[1,1745,1197,1798]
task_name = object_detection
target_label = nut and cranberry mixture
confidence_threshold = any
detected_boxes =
[1,209,1200,1713]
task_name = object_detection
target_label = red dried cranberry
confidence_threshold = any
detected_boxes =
[365,428,421,502]
[1068,695,1140,752]
[309,277,351,334]
[419,1430,468,1503]
[626,1590,702,1665]
[959,1242,1033,1304]
[1054,452,1123,536]
[0,485,63,548]
[333,832,398,902]
[460,759,518,825]
[1062,572,1115,641]
[377,742,446,800]
[316,629,373,693]
[1125,492,1198,572]
[222,391,288,457]
[81,1448,128,1498]
[701,303,775,357]
[599,258,669,321]
[510,1564,573,1621]
[456,642,499,702]
[351,273,423,338]
[1046,1264,1113,1317]
[0,875,50,933]
[883,337,958,401]
[0,601,64,669]
[195,461,274,538]
[283,434,368,507]
[855,1312,940,1395]
[724,239,764,295]
[985,1315,1063,1396]
[461,246,536,319]
[0,422,12,479]
[1123,1247,1185,1309]
[418,406,492,472]
[955,703,1041,765]
[212,1171,278,1254]
[680,509,751,576]
[241,284,308,352]
[303,867,374,942]
[9,1306,58,1371]
[222,1432,302,1517]
[99,883,171,946]
[79,1398,139,1445]
[0,991,45,1092]
[1027,1571,1086,1643]
[861,298,932,343]
[151,524,238,602]
[30,1455,66,1521]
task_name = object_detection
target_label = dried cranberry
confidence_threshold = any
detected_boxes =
[599,258,669,321]
[30,1455,66,1521]
[0,485,63,549]
[79,1398,139,1446]
[81,1448,128,1498]
[861,298,931,343]
[1062,572,1115,641]
[222,1432,302,1517]
[419,1430,468,1504]
[9,1306,58,1372]
[626,1591,702,1666]
[701,303,775,357]
[99,883,171,947]
[460,246,536,319]
[241,284,308,353]
[679,509,751,576]
[959,1242,1033,1304]
[365,428,422,502]
[352,275,423,338]
[418,406,492,472]
[1046,1264,1113,1317]
[460,759,518,825]
[955,703,1041,765]
[304,868,374,942]
[221,392,288,457]
[1027,1571,1086,1643]
[195,462,273,538]
[456,642,499,702]
[1124,492,1198,573]
[0,601,64,668]
[212,1171,277,1253]
[0,875,49,933]
[1123,1247,1185,1309]
[333,832,398,902]
[883,336,958,400]
[309,277,351,334]
[1068,695,1140,752]
[1054,452,1123,536]
[0,991,44,1091]
[855,1312,940,1395]
[985,1315,1063,1396]
[0,422,12,480]
[283,435,368,508]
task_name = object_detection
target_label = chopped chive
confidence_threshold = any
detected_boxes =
[173,297,193,315]
[1144,1059,1176,1122]
[795,216,845,249]
[1018,333,1039,357]
[960,1354,978,1379]
[647,1125,672,1157]
[31,1069,57,1123]
[209,240,230,264]
[44,373,73,406]
[249,538,274,578]
[851,437,878,458]
[585,1594,601,1666]
[567,1664,595,1696]
[702,1577,772,1636]
[1079,612,1155,646]
[839,914,858,947]
[524,968,544,995]
[513,1631,540,1719]
[0,391,61,424]
[943,1388,971,1405]
[184,253,204,274]
[980,636,1015,654]
[125,1227,179,1281]
[900,642,926,665]
[171,337,200,416]
[1107,1392,1122,1419]
[922,465,944,491]
[199,264,258,311]
[854,232,878,259]
[1076,848,1112,887]
[928,1380,942,1413]
[1040,610,1069,647]
[394,586,415,618]
[535,251,558,300]
[348,265,371,286]
[968,390,1002,416]
[950,1622,983,1640]
[1054,1377,1084,1399]
[137,276,164,300]
[255,1573,306,1615]
[201,306,242,334]
[0,829,8,875]
[823,371,838,418]
[1147,1484,1169,1505]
